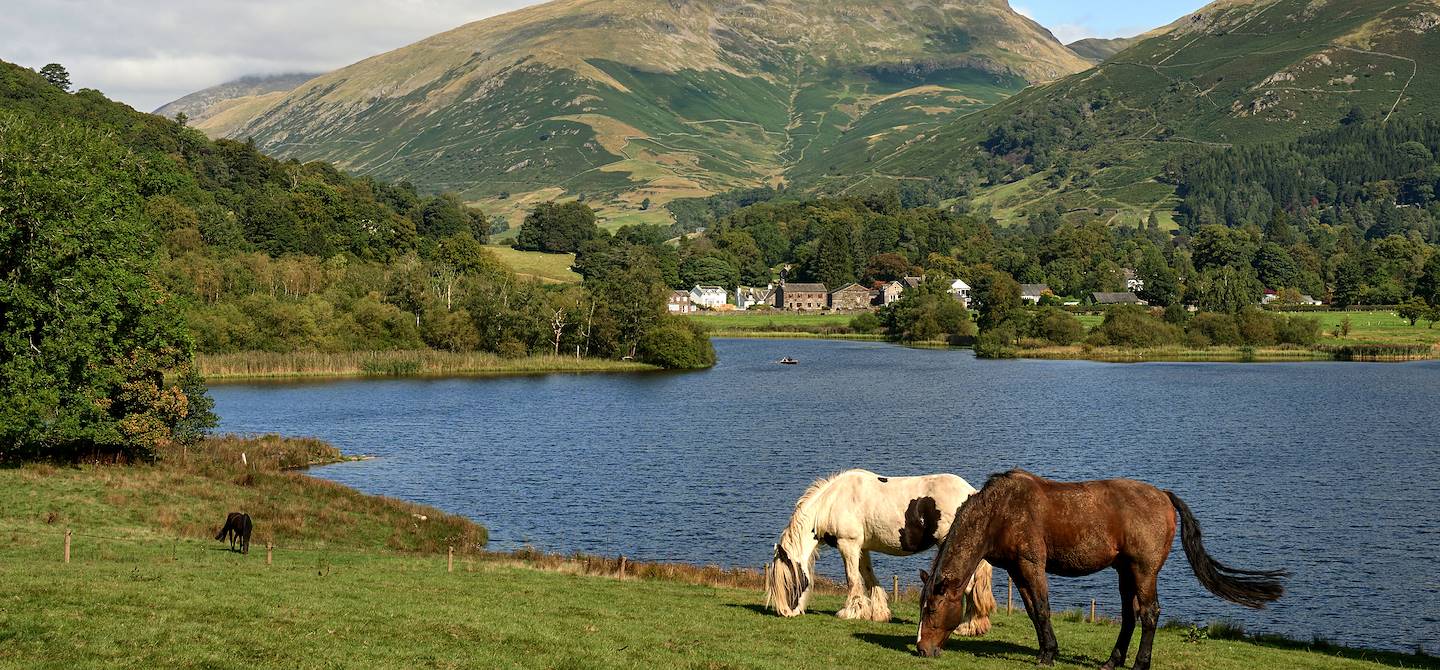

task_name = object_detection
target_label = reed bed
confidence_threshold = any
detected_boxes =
[1016,345,1338,363]
[197,350,658,380]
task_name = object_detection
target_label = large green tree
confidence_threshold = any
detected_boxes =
[0,111,200,461]
[514,201,599,253]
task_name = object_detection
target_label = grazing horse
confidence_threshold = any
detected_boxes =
[767,469,995,631]
[215,512,253,554]
[916,470,1287,669]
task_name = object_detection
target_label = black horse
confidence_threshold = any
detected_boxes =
[215,512,253,554]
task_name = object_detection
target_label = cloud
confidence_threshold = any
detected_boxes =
[0,0,537,111]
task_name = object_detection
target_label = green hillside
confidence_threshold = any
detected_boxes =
[200,0,1089,220]
[1067,36,1143,63]
[867,0,1440,227]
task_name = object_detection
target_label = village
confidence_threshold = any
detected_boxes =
[667,268,1327,314]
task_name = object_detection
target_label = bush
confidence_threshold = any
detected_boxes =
[1029,307,1084,345]
[974,327,1018,359]
[1275,314,1321,345]
[1188,312,1242,346]
[637,317,716,370]
[1235,308,1278,346]
[849,312,883,334]
[1087,305,1182,347]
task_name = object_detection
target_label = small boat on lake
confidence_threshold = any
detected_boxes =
[778,357,799,365]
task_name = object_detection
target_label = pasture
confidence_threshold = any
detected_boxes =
[484,245,582,283]
[1,461,1433,669]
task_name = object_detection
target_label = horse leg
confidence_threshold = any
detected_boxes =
[1131,566,1162,670]
[858,550,890,622]
[1014,560,1058,666]
[835,539,868,620]
[1101,565,1138,670]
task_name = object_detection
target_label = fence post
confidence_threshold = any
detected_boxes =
[893,575,900,602]
[447,546,454,573]
[1090,599,1097,623]
[618,555,627,578]
[1006,577,1013,614]
[266,542,273,566]
[64,528,71,564]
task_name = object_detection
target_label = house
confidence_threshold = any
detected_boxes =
[735,285,775,310]
[902,276,925,289]
[1091,292,1148,306]
[948,279,972,308]
[1123,268,1145,293]
[1299,294,1323,306]
[877,280,906,306]
[776,282,828,311]
[1019,284,1052,304]
[829,283,876,311]
[688,285,729,309]
[667,290,696,314]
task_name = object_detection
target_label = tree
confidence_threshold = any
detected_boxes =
[1418,254,1440,306]
[1191,266,1263,313]
[879,280,974,344]
[1,111,197,462]
[970,269,1022,331]
[636,316,715,369]
[1398,297,1428,326]
[38,63,70,91]
[862,253,915,284]
[514,201,599,253]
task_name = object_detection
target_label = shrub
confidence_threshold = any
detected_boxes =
[1275,314,1321,345]
[1087,305,1182,347]
[1235,308,1278,346]
[1188,312,1243,346]
[1029,307,1084,345]
[637,316,716,369]
[849,312,883,334]
[974,327,1018,359]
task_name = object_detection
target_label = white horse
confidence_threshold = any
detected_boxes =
[765,469,996,631]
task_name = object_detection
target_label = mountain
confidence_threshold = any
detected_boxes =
[1066,36,1142,63]
[869,0,1440,228]
[202,0,1089,227]
[154,73,320,137]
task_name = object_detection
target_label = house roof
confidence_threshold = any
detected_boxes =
[902,276,924,288]
[950,279,971,291]
[669,290,690,300]
[1092,292,1144,304]
[782,283,827,292]
[829,283,870,294]
[1019,284,1051,295]
[692,285,726,292]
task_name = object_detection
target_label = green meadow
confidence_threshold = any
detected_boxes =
[2,457,1434,669]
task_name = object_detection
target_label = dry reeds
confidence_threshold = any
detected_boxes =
[196,350,656,380]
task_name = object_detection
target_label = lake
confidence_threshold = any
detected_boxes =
[212,338,1440,652]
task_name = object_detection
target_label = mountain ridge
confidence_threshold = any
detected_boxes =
[193,0,1090,227]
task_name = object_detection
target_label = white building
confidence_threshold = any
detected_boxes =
[735,285,775,310]
[948,279,972,308]
[689,285,729,309]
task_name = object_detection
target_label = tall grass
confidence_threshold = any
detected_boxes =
[198,350,657,380]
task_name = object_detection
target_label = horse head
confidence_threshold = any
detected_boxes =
[916,568,977,657]
[767,543,811,616]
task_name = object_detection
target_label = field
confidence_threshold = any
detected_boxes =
[197,350,656,381]
[3,460,1431,669]
[484,245,582,283]
[688,311,884,340]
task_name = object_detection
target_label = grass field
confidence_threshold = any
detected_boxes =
[484,245,581,283]
[197,350,656,381]
[3,446,1434,669]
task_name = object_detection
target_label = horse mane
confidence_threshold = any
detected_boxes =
[778,472,842,552]
[983,469,1034,491]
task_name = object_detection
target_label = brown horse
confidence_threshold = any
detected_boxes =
[916,470,1286,669]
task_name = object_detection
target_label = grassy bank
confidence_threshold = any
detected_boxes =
[3,449,1431,668]
[198,350,658,381]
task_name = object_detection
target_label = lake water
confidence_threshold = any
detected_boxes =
[212,338,1440,652]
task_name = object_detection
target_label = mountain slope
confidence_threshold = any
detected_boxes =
[211,0,1088,220]
[871,0,1440,227]
[1067,36,1142,63]
[154,73,318,136]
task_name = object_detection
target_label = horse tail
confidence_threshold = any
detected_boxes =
[1166,491,1287,609]
[968,560,997,617]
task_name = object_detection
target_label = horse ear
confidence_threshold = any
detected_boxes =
[919,569,930,585]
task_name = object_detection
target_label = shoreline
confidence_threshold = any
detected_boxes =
[198,351,660,382]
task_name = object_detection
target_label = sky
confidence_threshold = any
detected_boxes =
[1,1,1209,113]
